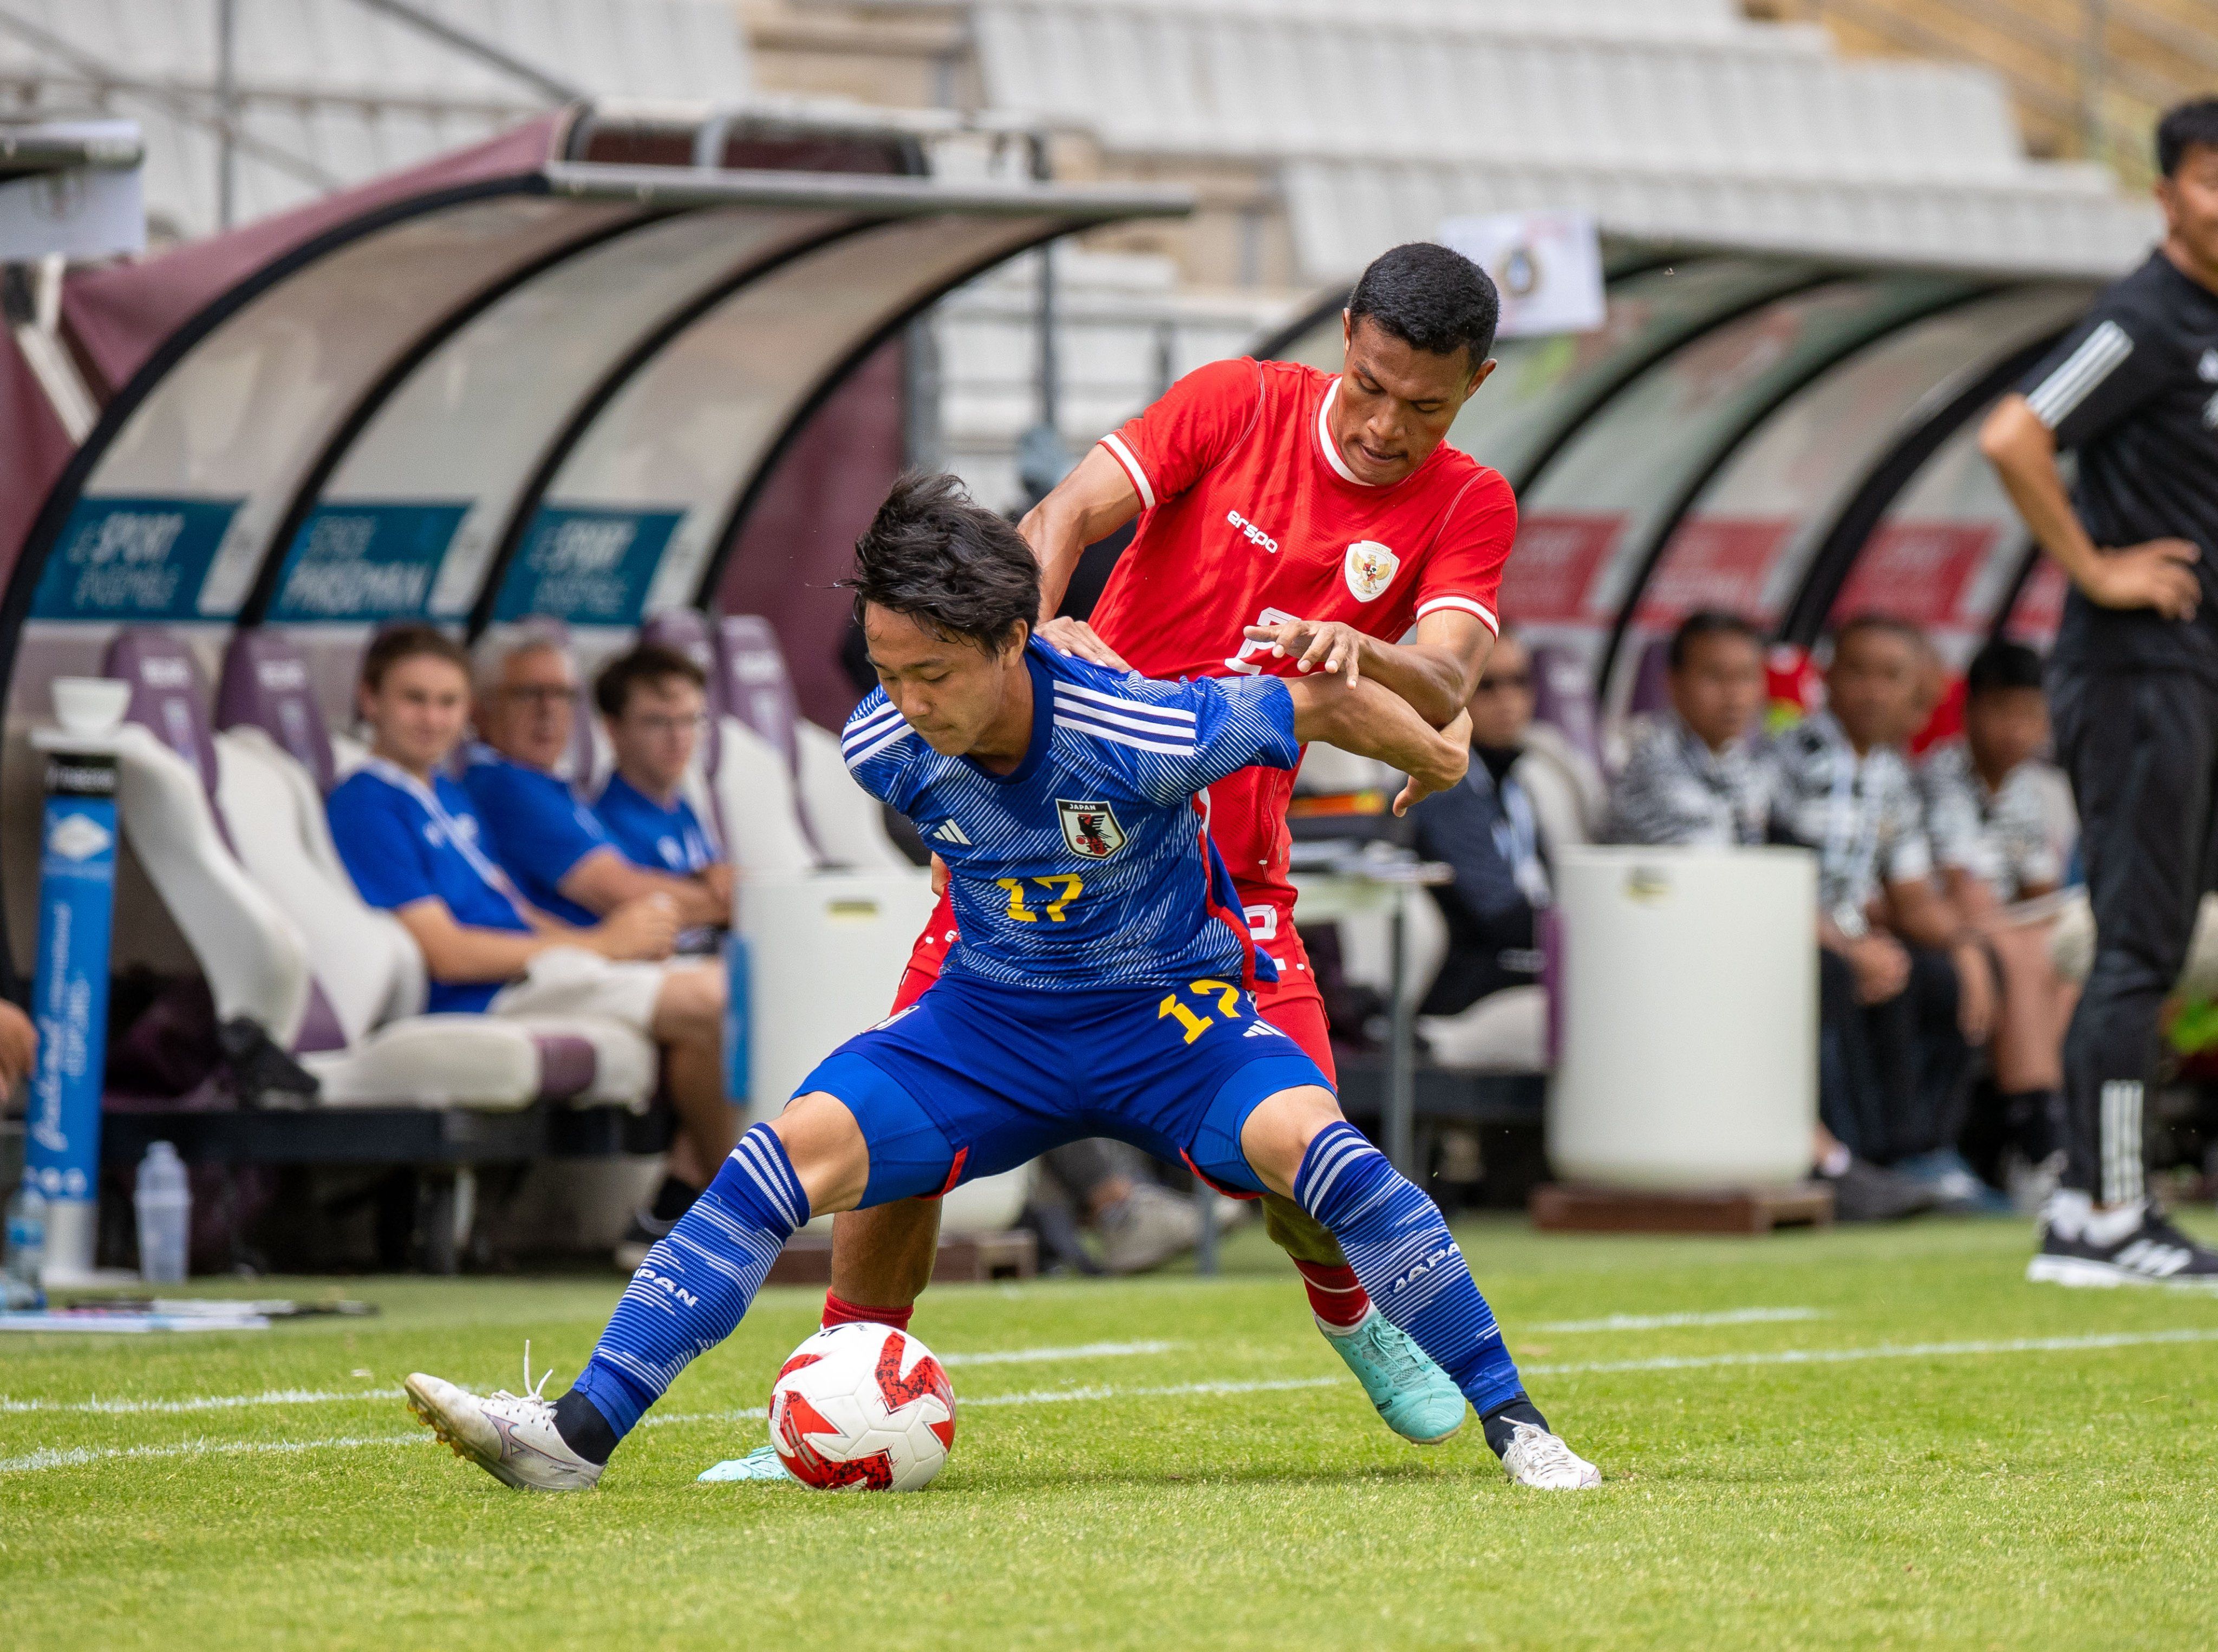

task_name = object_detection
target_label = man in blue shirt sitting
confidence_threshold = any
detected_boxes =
[589,644,732,933]
[327,626,736,1268]
[462,629,727,933]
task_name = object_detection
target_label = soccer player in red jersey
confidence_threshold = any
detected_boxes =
[821,243,1514,1449]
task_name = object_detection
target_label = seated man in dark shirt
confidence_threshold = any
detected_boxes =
[590,644,733,942]
[1407,630,1550,1018]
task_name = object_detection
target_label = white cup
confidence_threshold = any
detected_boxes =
[51,676,132,736]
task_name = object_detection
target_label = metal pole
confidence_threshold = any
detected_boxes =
[1386,890,1415,1177]
[216,0,237,231]
[2079,0,2110,163]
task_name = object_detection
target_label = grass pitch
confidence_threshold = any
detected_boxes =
[5,1213,2218,1650]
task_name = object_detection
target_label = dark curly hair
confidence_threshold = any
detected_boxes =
[1347,242,1500,369]
[843,471,1040,652]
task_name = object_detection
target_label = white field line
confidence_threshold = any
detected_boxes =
[15,1327,2218,1477]
[938,1340,1181,1367]
[0,1342,1180,1419]
[1530,1308,1821,1334]
[1523,1325,2218,1377]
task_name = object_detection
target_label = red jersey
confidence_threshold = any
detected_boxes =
[1089,357,1515,975]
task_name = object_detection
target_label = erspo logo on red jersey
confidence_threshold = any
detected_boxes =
[1225,508,1278,554]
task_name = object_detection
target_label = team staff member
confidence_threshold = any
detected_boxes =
[1980,96,2218,1284]
[828,243,1514,1446]
[591,643,733,938]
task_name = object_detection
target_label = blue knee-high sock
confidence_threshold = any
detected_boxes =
[1293,1122,1524,1417]
[568,1125,807,1445]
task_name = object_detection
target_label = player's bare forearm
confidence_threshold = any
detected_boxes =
[1017,446,1143,618]
[1285,675,1467,812]
[1358,620,1495,728]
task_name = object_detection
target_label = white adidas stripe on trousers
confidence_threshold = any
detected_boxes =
[2101,1079,2145,1207]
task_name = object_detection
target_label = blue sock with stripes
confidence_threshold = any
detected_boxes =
[565,1125,808,1448]
[1292,1121,1524,1418]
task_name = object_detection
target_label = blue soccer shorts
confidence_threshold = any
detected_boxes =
[792,972,1334,1205]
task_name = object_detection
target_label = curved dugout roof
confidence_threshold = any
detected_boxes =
[0,130,1190,708]
[1264,246,2098,699]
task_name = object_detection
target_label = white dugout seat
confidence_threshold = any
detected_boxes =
[107,628,655,1112]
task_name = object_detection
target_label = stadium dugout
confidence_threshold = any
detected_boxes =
[0,103,1185,1268]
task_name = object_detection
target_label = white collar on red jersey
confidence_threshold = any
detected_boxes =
[1314,377,1378,488]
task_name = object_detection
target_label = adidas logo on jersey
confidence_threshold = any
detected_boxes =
[931,820,971,846]
[1225,508,1279,554]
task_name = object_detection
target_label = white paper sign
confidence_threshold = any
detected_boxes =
[1437,210,1605,340]
[0,121,145,262]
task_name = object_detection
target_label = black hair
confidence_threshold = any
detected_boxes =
[595,642,707,720]
[844,471,1040,652]
[1346,243,1499,369]
[1668,610,1763,671]
[1829,613,1925,657]
[1965,639,2045,699]
[2157,97,2218,178]
[361,623,469,691]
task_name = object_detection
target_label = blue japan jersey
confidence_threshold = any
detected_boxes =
[841,642,1299,990]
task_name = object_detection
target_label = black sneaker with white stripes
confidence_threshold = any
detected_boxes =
[2028,1197,2218,1288]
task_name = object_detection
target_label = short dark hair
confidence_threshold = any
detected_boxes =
[1830,613,1925,657]
[595,642,707,720]
[2157,97,2218,178]
[361,623,469,691]
[1965,639,2045,699]
[1347,243,1499,369]
[843,471,1040,652]
[1668,610,1763,671]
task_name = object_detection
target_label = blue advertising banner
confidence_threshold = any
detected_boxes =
[30,496,240,621]
[493,505,682,626]
[270,501,471,622]
[25,754,119,1207]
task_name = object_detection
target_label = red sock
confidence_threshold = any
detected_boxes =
[821,1291,914,1333]
[1293,1261,1371,1330]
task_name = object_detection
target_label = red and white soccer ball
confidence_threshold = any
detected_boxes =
[768,1322,956,1492]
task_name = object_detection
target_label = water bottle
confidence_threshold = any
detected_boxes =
[3,1184,45,1310]
[134,1141,191,1284]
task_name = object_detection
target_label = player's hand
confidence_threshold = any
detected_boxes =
[2081,538,2200,621]
[1392,710,1470,815]
[1036,616,1132,672]
[592,894,679,961]
[1844,932,1910,1005]
[930,852,950,896]
[1950,939,1997,1045]
[1244,618,1368,681]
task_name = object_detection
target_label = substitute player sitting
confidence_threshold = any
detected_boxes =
[405,474,1600,1492]
[821,242,1516,1447]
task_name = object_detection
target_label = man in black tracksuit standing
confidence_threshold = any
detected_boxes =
[1980,97,2218,1285]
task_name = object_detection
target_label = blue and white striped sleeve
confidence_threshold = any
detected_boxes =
[839,690,919,807]
[1051,670,1297,806]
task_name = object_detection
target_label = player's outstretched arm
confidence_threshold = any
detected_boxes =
[1284,675,1470,815]
[1244,608,1495,728]
[1019,445,1144,622]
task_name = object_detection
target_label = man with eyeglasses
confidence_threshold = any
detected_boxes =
[461,628,738,1267]
[590,643,733,930]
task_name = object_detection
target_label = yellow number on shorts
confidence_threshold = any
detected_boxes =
[999,874,1084,924]
[1158,995,1213,1044]
[1190,978,1243,1016]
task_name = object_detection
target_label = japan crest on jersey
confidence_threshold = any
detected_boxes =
[1056,798,1127,859]
[1343,540,1399,603]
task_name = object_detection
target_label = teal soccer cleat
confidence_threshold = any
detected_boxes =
[1320,1310,1466,1444]
[698,1444,799,1484]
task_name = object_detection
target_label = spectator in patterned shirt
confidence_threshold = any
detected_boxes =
[1777,617,1997,1201]
[1919,641,2078,1199]
[1610,611,1935,1219]
[1609,611,1774,848]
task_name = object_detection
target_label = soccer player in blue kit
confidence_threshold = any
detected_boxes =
[405,473,1601,1492]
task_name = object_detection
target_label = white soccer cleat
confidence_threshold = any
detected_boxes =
[405,1345,603,1492]
[1498,1420,1602,1490]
